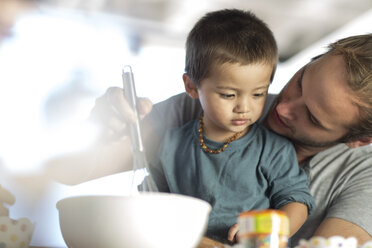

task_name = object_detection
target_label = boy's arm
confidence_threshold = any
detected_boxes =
[279,202,308,237]
[227,202,308,243]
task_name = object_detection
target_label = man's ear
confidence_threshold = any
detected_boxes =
[345,137,372,148]
[183,73,199,99]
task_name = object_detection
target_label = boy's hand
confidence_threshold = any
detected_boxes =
[227,223,240,243]
[89,87,153,141]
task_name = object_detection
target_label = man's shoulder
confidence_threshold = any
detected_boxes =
[310,143,372,171]
[153,93,201,115]
[315,143,372,158]
[151,93,202,127]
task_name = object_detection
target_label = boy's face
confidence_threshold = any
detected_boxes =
[185,62,272,141]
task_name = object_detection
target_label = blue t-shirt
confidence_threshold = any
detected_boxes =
[148,120,315,240]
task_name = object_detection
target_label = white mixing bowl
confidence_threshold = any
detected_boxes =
[56,192,211,248]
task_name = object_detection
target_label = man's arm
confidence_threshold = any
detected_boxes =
[44,90,199,185]
[44,87,157,185]
[300,144,372,246]
[44,137,136,185]
[314,218,372,245]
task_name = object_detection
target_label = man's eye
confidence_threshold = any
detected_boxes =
[297,77,302,91]
[308,113,320,126]
[297,68,305,91]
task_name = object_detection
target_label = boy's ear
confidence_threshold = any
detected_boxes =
[183,73,199,99]
[345,137,372,148]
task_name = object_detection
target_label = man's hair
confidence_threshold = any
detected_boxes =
[323,34,372,141]
[184,9,278,86]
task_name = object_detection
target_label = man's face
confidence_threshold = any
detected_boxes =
[265,54,361,148]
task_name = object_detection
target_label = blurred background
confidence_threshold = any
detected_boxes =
[0,0,371,246]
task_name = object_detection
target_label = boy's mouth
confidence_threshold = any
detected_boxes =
[232,119,249,126]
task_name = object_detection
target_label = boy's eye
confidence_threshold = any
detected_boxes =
[220,93,235,98]
[253,92,266,97]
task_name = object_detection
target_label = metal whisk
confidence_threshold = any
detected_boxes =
[122,65,158,193]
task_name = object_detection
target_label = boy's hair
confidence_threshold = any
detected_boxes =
[185,9,278,86]
[318,34,372,142]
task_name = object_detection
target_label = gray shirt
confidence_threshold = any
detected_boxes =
[146,93,372,246]
[291,143,372,246]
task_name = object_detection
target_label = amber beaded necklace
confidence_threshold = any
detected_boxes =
[198,115,244,154]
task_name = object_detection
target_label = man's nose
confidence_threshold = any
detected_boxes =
[276,99,300,121]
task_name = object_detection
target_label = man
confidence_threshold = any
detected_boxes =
[46,34,372,246]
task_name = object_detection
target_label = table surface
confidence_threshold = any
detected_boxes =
[30,236,226,248]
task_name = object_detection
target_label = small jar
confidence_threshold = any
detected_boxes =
[238,209,289,248]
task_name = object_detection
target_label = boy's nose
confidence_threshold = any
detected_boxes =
[234,98,251,113]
